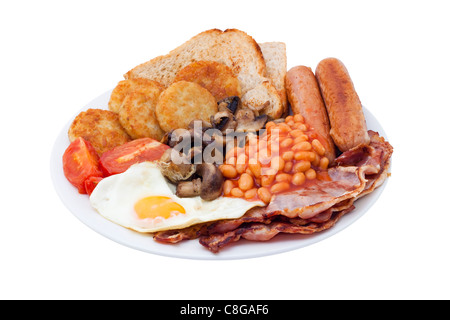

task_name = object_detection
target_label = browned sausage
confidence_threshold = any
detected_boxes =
[286,65,336,162]
[315,58,370,152]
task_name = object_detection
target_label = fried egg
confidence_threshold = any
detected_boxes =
[90,162,264,233]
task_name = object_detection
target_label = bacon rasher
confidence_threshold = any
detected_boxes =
[154,131,393,253]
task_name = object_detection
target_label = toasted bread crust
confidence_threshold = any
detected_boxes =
[259,42,287,112]
[241,81,284,119]
[125,29,266,90]
[124,29,283,120]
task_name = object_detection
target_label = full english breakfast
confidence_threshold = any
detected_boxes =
[62,28,393,253]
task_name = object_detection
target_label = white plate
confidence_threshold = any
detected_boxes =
[50,89,390,260]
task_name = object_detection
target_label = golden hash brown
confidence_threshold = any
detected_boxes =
[108,78,165,113]
[156,81,218,132]
[173,60,242,102]
[118,90,165,141]
[68,108,131,155]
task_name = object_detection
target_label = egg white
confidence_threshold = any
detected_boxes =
[89,162,264,233]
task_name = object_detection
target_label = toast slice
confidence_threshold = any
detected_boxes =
[258,42,287,113]
[125,29,284,119]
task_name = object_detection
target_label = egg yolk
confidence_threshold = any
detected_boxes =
[134,196,186,220]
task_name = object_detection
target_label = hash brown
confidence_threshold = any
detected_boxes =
[156,81,218,132]
[118,91,165,140]
[173,60,242,102]
[108,78,165,113]
[68,108,131,155]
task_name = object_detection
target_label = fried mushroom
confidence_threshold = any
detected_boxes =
[235,108,268,132]
[210,109,237,132]
[217,96,240,114]
[176,163,224,201]
[176,178,202,198]
[158,149,196,183]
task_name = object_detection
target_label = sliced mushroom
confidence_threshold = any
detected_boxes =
[206,129,226,146]
[273,118,286,124]
[176,178,202,198]
[186,146,203,164]
[210,109,237,132]
[158,149,196,183]
[175,163,224,200]
[217,96,240,114]
[160,131,171,145]
[187,127,204,146]
[235,108,268,132]
[160,128,192,148]
[202,134,226,164]
[161,130,178,147]
[196,163,224,201]
[235,108,255,122]
[188,119,211,131]
[238,114,268,132]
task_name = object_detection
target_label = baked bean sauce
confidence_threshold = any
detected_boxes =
[219,114,331,204]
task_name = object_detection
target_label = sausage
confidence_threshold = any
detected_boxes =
[315,58,370,152]
[286,65,336,162]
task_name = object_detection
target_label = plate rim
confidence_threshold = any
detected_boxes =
[50,89,390,260]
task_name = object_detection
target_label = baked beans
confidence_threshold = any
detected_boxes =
[257,187,272,204]
[305,168,317,180]
[223,180,234,196]
[230,187,244,197]
[319,156,329,170]
[248,162,262,178]
[292,172,306,186]
[270,182,290,194]
[293,160,311,173]
[275,173,292,183]
[222,115,329,202]
[219,164,238,179]
[238,173,254,191]
[312,139,326,156]
[244,188,258,200]
[293,114,304,122]
[283,161,293,173]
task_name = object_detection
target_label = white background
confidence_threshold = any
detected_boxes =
[1,0,449,300]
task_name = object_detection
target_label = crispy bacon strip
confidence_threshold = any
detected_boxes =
[154,198,354,244]
[153,131,393,253]
[199,207,354,253]
[152,223,210,244]
[154,206,274,244]
[267,166,363,219]
[336,130,393,199]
